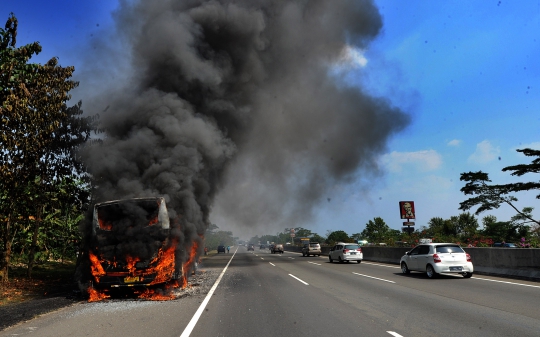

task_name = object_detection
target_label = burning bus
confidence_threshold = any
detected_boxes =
[83,197,183,299]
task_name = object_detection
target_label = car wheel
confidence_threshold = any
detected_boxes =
[426,264,438,278]
[462,272,473,278]
[329,256,333,263]
[357,260,361,264]
[338,256,344,263]
[401,262,410,274]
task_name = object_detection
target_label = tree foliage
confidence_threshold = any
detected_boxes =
[459,148,540,225]
[326,230,350,245]
[0,14,96,280]
[360,217,390,243]
[204,225,235,250]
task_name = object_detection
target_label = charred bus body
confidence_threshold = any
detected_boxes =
[87,197,182,290]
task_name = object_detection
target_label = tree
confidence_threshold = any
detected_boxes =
[204,225,235,249]
[456,212,479,237]
[459,148,540,226]
[0,14,96,280]
[326,230,350,245]
[360,217,390,243]
[350,233,363,241]
[310,233,326,245]
[427,217,445,236]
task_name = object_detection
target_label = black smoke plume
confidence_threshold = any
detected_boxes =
[78,0,409,269]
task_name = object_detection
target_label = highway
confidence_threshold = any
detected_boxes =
[2,245,539,337]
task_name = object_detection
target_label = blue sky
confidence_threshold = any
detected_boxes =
[2,1,539,238]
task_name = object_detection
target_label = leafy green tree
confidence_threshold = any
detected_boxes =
[460,148,540,226]
[326,230,350,245]
[310,233,326,245]
[204,225,235,250]
[456,212,479,237]
[350,233,363,241]
[0,14,96,279]
[291,227,312,238]
[426,217,445,236]
[360,217,390,243]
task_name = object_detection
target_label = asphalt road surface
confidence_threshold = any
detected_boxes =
[2,246,539,337]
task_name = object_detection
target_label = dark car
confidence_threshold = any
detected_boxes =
[217,245,226,253]
[247,244,255,251]
[493,243,517,248]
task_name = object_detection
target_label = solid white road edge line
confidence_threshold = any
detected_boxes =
[289,274,309,285]
[387,331,404,337]
[363,262,400,269]
[179,247,237,337]
[352,272,396,284]
[472,277,540,288]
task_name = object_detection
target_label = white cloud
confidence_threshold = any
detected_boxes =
[447,139,461,146]
[335,45,368,69]
[379,150,443,173]
[468,140,500,164]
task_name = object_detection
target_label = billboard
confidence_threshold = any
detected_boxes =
[399,201,415,219]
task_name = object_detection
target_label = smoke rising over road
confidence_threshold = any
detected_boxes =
[81,0,409,244]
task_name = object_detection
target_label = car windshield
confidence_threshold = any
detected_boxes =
[345,245,359,250]
[435,245,464,253]
[310,244,319,247]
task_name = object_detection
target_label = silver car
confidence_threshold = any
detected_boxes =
[329,243,363,263]
[302,242,321,257]
[400,243,474,278]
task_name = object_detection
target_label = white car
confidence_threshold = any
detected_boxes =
[400,243,474,278]
[329,243,363,263]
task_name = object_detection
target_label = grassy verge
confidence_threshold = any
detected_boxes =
[0,261,77,306]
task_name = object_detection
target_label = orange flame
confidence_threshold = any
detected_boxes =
[125,255,141,274]
[98,219,113,231]
[88,250,105,282]
[148,242,177,285]
[136,285,176,301]
[183,242,199,275]
[87,286,110,302]
[148,216,158,226]
[86,236,185,301]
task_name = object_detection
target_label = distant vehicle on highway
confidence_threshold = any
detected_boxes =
[493,243,516,248]
[217,245,226,253]
[329,243,363,263]
[302,242,321,257]
[259,244,266,249]
[400,243,473,278]
[271,244,284,254]
[247,243,255,251]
